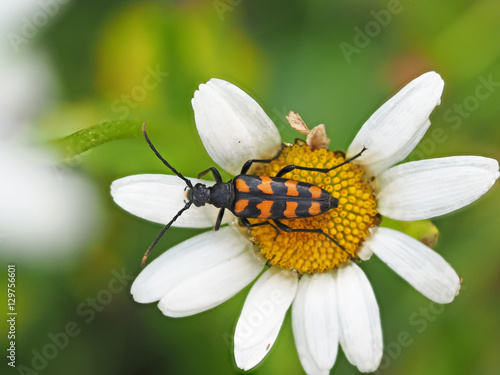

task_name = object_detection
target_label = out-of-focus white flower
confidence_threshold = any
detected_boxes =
[0,0,98,263]
[0,54,53,138]
[0,142,98,258]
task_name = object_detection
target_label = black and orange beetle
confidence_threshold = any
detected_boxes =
[141,123,366,265]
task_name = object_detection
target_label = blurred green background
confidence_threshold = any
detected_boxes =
[2,0,500,374]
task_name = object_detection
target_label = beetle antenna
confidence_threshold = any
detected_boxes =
[141,201,193,267]
[142,122,193,189]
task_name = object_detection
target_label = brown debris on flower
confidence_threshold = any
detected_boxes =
[286,111,309,134]
[286,111,330,150]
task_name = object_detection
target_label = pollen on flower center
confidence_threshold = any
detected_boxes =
[247,141,378,274]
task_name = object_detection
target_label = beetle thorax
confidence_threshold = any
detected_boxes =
[209,182,234,208]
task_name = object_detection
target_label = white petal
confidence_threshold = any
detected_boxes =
[192,78,282,175]
[111,174,233,228]
[365,227,460,303]
[336,263,382,373]
[357,242,374,261]
[347,72,444,176]
[234,268,298,370]
[131,226,262,311]
[292,272,338,375]
[377,156,499,221]
[158,247,263,316]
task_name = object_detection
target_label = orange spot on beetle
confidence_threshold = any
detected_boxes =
[235,178,250,193]
[284,202,298,218]
[234,200,249,213]
[257,176,274,195]
[308,202,321,216]
[257,200,273,219]
[309,185,322,199]
[284,180,299,196]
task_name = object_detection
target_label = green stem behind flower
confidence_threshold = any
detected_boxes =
[51,120,142,160]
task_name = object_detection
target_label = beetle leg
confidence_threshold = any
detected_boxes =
[240,143,286,175]
[240,218,280,238]
[198,167,223,183]
[275,146,367,178]
[272,219,356,261]
[213,208,225,231]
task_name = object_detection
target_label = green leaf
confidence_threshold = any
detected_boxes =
[51,120,142,160]
[381,218,440,248]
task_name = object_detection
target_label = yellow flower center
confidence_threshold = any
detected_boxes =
[247,141,378,274]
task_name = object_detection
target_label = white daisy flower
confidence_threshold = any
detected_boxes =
[111,73,499,373]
